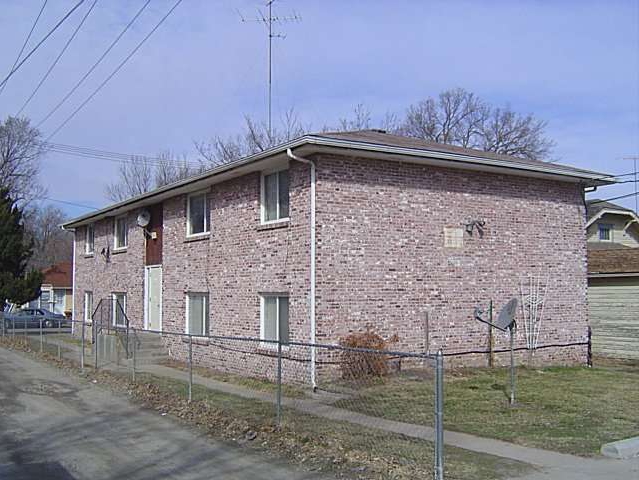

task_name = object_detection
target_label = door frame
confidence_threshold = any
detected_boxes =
[144,265,163,331]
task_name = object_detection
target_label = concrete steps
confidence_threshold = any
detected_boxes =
[127,331,168,366]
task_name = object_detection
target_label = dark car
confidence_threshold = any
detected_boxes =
[4,308,67,328]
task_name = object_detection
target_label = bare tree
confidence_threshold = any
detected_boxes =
[337,103,371,131]
[195,108,308,166]
[0,116,46,204]
[398,88,554,160]
[105,158,154,202]
[154,151,202,187]
[23,204,73,270]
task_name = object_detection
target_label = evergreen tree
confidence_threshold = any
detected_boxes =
[0,188,42,310]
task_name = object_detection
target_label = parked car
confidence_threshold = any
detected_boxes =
[3,308,67,328]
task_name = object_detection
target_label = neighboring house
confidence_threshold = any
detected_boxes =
[586,200,639,359]
[27,262,73,317]
[62,130,610,384]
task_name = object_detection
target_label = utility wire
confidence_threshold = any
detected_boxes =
[0,0,49,97]
[43,196,98,210]
[44,0,184,141]
[0,1,85,93]
[36,0,151,129]
[589,192,639,204]
[17,0,98,116]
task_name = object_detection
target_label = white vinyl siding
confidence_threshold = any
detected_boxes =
[187,193,209,237]
[261,169,289,223]
[186,293,208,336]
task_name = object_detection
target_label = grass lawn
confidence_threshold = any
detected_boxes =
[126,371,531,480]
[332,358,639,456]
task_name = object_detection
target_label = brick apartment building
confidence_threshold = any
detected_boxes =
[63,130,610,385]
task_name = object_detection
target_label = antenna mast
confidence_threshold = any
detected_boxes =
[239,1,301,139]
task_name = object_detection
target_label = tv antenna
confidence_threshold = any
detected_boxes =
[238,1,302,139]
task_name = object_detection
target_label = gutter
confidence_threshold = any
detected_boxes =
[286,148,317,390]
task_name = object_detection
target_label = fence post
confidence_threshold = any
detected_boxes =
[509,326,516,406]
[188,335,193,403]
[434,350,444,480]
[12,317,15,338]
[1,313,5,338]
[131,330,137,383]
[24,317,27,341]
[276,338,282,428]
[587,326,592,368]
[80,319,85,372]
[57,319,61,360]
[94,321,99,371]
[39,318,43,353]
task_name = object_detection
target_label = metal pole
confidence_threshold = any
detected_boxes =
[12,317,15,338]
[188,335,193,402]
[509,326,516,406]
[587,326,593,368]
[276,338,282,428]
[80,319,85,372]
[1,313,5,338]
[488,300,494,368]
[57,319,61,360]
[434,350,444,480]
[24,317,27,341]
[94,321,99,371]
[132,330,137,383]
[39,318,43,353]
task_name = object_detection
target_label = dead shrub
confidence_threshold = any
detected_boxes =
[339,330,397,379]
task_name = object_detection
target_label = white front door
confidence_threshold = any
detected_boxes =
[145,266,162,331]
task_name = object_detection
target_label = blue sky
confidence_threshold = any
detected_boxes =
[0,0,638,218]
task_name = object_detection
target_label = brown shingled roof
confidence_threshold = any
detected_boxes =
[588,248,639,275]
[41,262,72,288]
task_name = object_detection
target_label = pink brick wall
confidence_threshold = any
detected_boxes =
[74,152,589,380]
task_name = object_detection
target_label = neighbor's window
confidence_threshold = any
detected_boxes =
[84,291,93,322]
[112,293,127,327]
[85,224,95,254]
[114,216,128,249]
[598,223,612,241]
[187,192,209,236]
[186,293,208,336]
[39,290,51,310]
[260,294,289,344]
[262,169,289,222]
[53,289,66,315]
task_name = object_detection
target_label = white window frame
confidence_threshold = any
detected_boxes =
[185,292,209,336]
[85,224,95,254]
[186,192,210,237]
[259,294,289,348]
[84,291,93,323]
[112,292,127,327]
[598,223,612,242]
[114,216,128,250]
[260,168,290,224]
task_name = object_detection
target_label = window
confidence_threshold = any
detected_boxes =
[84,291,93,322]
[85,224,95,254]
[39,290,51,310]
[260,294,289,344]
[112,293,127,327]
[53,289,66,315]
[261,169,289,223]
[186,293,208,336]
[598,223,612,241]
[114,216,128,250]
[187,193,209,236]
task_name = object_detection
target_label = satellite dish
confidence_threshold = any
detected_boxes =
[137,210,151,228]
[495,298,518,331]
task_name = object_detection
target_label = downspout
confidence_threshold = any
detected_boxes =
[71,228,77,335]
[286,148,317,390]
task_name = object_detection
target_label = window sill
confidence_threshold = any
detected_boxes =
[83,253,94,258]
[257,219,290,231]
[182,336,210,345]
[184,233,210,243]
[112,248,127,255]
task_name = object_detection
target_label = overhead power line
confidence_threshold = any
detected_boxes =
[36,0,152,129]
[0,1,85,93]
[0,0,49,98]
[17,0,98,116]
[589,192,639,204]
[43,196,98,210]
[44,0,184,141]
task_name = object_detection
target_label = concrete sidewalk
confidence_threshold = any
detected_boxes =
[39,335,639,479]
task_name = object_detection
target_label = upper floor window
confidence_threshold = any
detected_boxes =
[261,169,289,223]
[85,224,95,254]
[187,192,209,236]
[114,216,128,250]
[598,223,612,241]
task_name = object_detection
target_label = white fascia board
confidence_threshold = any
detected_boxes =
[585,209,639,228]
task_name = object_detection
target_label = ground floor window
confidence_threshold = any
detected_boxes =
[260,294,289,344]
[53,289,66,315]
[112,293,127,327]
[84,291,93,322]
[186,293,208,336]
